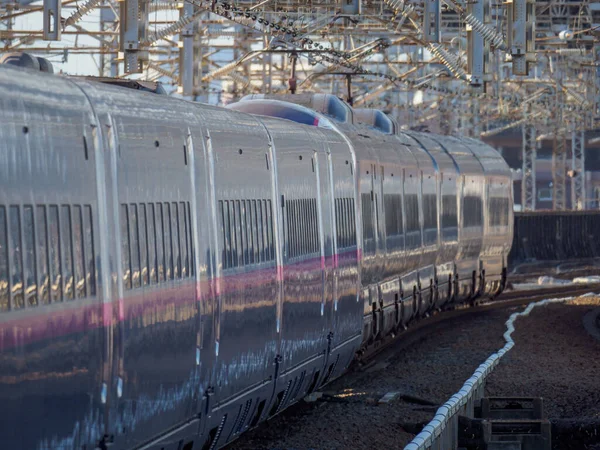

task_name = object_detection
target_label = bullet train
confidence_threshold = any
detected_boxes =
[0,61,512,450]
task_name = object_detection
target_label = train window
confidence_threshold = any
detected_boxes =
[350,198,356,244]
[442,195,458,229]
[130,204,141,288]
[285,198,319,259]
[48,205,62,301]
[0,206,8,311]
[147,204,157,284]
[241,201,249,266]
[229,201,238,268]
[61,206,74,300]
[218,198,274,269]
[171,202,181,278]
[180,202,189,277]
[164,203,173,280]
[252,200,260,263]
[247,200,255,264]
[121,205,131,289]
[36,206,50,304]
[423,194,437,231]
[156,203,165,282]
[235,200,244,267]
[374,194,380,238]
[187,202,194,276]
[342,198,349,247]
[83,205,96,297]
[72,205,85,299]
[139,204,149,286]
[267,200,274,261]
[490,197,510,227]
[463,195,483,227]
[361,193,374,240]
[181,203,193,277]
[120,202,194,288]
[405,194,420,232]
[221,200,231,269]
[261,200,268,262]
[23,206,37,307]
[10,206,24,309]
[285,200,293,258]
[335,198,343,248]
[384,194,403,237]
[335,197,356,249]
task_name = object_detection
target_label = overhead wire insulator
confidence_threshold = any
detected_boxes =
[147,63,177,79]
[388,0,417,18]
[463,13,506,50]
[143,12,202,46]
[428,43,469,80]
[64,0,102,28]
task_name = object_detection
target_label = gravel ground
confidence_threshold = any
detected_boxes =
[226,296,600,450]
[485,297,600,450]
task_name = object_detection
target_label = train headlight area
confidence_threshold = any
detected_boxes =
[0,59,514,450]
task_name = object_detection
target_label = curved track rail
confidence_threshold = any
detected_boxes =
[357,281,600,367]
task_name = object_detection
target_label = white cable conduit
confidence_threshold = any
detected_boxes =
[405,293,596,450]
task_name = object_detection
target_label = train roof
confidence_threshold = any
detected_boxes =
[239,93,354,124]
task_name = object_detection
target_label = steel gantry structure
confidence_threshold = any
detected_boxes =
[1,0,599,209]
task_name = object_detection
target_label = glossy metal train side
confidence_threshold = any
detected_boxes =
[0,65,512,450]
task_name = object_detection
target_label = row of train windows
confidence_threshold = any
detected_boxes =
[0,204,96,312]
[334,198,357,249]
[218,199,275,270]
[120,202,195,290]
[372,193,438,239]
[285,198,320,259]
[375,193,465,240]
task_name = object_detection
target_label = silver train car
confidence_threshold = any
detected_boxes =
[0,65,512,450]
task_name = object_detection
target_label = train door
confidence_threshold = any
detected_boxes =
[0,81,106,450]
[324,134,361,358]
[277,143,327,380]
[109,118,201,449]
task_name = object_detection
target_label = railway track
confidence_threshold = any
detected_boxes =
[357,281,600,366]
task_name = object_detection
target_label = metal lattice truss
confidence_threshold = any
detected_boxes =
[0,1,599,141]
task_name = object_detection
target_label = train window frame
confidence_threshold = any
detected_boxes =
[361,193,374,241]
[48,205,62,301]
[405,194,420,233]
[83,205,96,297]
[139,203,149,286]
[187,202,194,276]
[156,202,166,282]
[489,197,510,228]
[423,194,438,231]
[130,204,141,288]
[463,195,483,228]
[0,206,8,311]
[147,203,158,284]
[163,202,173,280]
[171,202,181,279]
[36,205,50,304]
[179,201,189,277]
[442,194,458,229]
[9,205,24,309]
[23,205,37,307]
[72,205,85,299]
[384,194,403,238]
[267,200,274,261]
